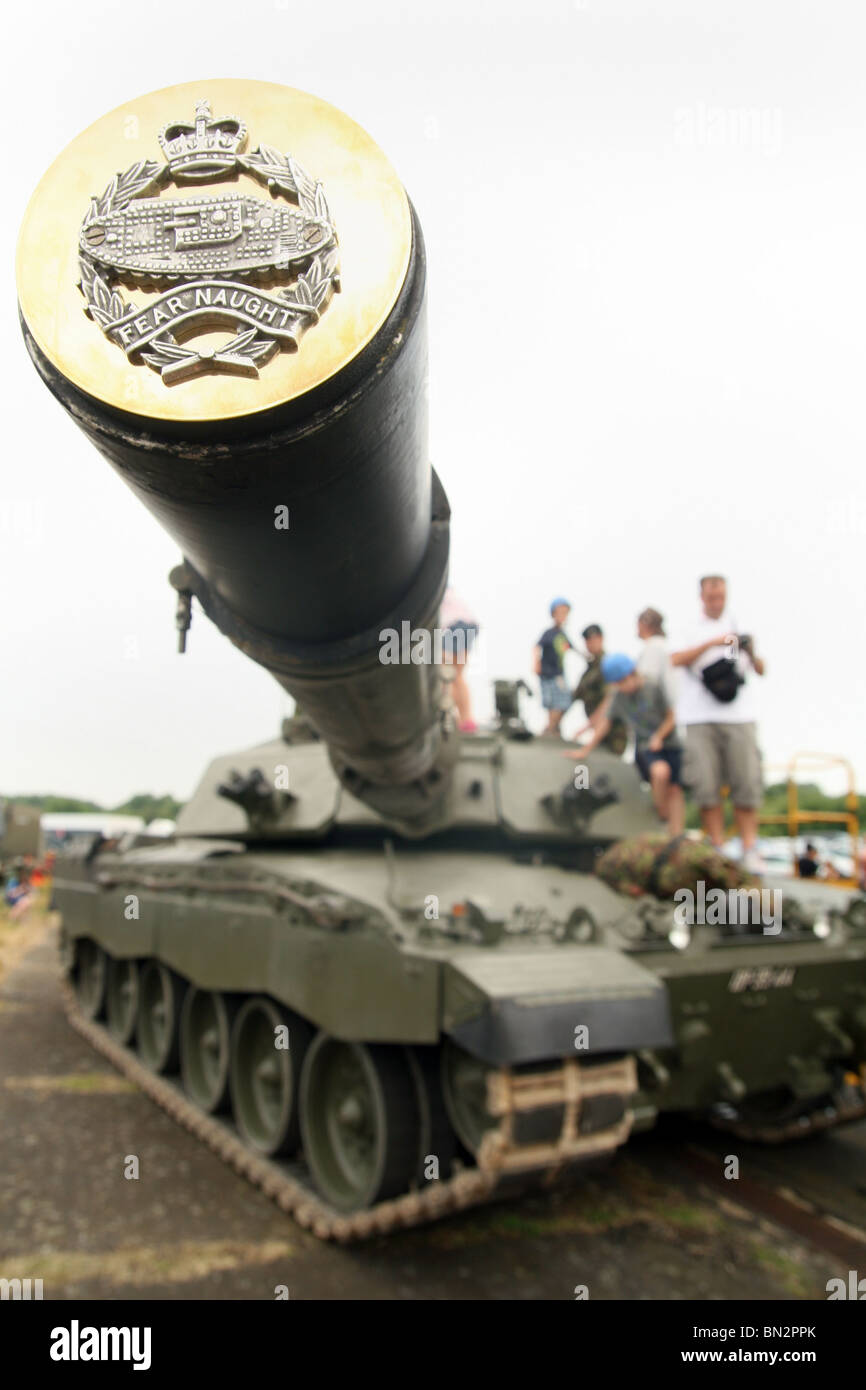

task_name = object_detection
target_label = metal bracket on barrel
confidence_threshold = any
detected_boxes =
[170,563,194,653]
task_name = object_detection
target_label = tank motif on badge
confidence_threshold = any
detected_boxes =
[77,100,340,384]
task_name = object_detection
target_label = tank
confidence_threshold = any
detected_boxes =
[17,80,866,1238]
[80,192,332,282]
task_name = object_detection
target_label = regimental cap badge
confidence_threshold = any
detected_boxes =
[17,79,414,423]
[158,100,247,180]
[76,96,340,386]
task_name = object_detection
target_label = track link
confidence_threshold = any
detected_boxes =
[710,1074,866,1145]
[62,984,637,1242]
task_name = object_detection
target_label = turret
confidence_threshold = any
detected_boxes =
[17,80,456,829]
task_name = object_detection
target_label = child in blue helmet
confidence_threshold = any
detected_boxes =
[567,653,685,836]
[533,598,574,735]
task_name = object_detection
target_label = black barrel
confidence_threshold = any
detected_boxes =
[23,208,432,646]
[18,83,456,826]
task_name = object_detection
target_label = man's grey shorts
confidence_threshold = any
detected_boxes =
[683,722,763,808]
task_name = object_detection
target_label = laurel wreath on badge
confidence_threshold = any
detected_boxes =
[77,111,341,385]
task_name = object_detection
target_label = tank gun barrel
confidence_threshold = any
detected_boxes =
[17,82,455,827]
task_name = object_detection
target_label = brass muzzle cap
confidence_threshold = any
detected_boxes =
[17,79,411,423]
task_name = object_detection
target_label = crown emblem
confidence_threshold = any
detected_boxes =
[158,100,247,180]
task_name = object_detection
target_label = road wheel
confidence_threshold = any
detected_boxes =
[137,962,185,1073]
[73,940,108,1020]
[407,1044,459,1182]
[181,988,235,1113]
[300,1034,420,1211]
[229,997,310,1155]
[440,1038,497,1156]
[105,957,139,1045]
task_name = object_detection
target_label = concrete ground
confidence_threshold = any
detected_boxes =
[0,909,859,1301]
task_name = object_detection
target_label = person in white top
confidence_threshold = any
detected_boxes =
[636,607,674,703]
[439,587,480,733]
[671,576,766,872]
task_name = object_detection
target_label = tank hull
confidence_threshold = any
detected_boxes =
[54,825,866,1120]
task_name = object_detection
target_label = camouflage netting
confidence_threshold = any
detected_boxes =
[595,833,760,900]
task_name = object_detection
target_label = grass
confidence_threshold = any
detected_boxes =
[750,1242,811,1298]
[5,1072,135,1096]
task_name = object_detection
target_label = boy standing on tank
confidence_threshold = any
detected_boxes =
[533,599,574,735]
[571,624,628,756]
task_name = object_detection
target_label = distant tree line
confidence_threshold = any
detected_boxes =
[9,793,182,823]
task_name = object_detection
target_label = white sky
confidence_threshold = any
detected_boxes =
[3,0,865,806]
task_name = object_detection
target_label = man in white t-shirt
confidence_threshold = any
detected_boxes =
[671,575,766,872]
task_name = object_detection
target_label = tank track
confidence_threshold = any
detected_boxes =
[709,1076,866,1145]
[62,983,638,1243]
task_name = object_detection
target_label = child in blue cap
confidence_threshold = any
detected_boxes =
[567,653,685,836]
[533,599,574,735]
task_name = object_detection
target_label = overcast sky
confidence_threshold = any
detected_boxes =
[4,0,865,807]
